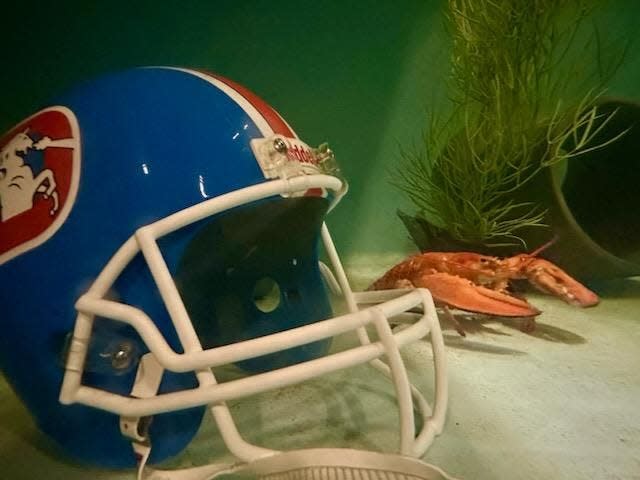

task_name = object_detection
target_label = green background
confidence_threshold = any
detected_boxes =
[2,0,639,261]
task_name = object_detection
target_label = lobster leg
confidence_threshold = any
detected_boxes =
[442,305,467,337]
[414,272,541,318]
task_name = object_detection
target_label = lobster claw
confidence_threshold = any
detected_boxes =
[523,258,599,307]
[415,272,541,317]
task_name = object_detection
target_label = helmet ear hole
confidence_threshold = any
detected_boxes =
[252,277,281,313]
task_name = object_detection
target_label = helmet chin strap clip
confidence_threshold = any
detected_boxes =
[119,353,165,473]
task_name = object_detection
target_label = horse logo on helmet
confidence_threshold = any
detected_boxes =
[0,107,80,265]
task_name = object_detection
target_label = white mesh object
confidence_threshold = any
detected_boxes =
[140,448,459,480]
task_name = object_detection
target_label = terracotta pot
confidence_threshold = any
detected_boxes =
[511,98,640,280]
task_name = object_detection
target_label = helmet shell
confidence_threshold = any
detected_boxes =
[0,67,332,467]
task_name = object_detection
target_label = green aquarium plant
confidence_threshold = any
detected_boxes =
[397,0,627,253]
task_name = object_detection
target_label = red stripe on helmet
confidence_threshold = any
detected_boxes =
[195,69,295,138]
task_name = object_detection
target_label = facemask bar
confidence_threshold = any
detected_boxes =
[59,173,447,465]
[319,224,448,454]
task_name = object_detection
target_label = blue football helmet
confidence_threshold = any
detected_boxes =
[0,67,448,473]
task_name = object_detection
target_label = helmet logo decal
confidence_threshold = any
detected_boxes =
[1,131,61,222]
[0,107,80,265]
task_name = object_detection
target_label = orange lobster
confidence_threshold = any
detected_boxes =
[369,243,599,334]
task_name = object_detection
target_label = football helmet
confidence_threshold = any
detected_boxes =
[0,67,448,474]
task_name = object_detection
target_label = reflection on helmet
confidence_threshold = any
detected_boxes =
[0,67,449,475]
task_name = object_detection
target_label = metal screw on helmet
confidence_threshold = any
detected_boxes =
[112,342,135,370]
[273,138,288,153]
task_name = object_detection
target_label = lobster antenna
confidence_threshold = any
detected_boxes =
[529,235,559,258]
